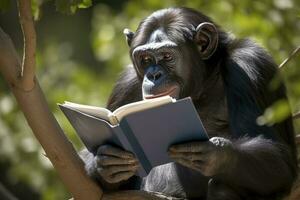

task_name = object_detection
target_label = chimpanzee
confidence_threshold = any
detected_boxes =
[81,7,297,200]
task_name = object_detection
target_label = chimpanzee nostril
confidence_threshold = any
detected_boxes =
[153,71,162,80]
[145,65,165,82]
[147,73,155,81]
[147,70,162,81]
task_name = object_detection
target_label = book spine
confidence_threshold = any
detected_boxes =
[113,125,147,177]
[120,119,152,176]
[108,114,119,125]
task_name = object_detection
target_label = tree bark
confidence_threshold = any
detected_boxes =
[279,46,300,69]
[17,0,36,90]
[0,0,103,199]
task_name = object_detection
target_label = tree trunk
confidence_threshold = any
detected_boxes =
[0,0,102,199]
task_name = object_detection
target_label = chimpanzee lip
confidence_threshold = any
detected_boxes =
[144,86,178,99]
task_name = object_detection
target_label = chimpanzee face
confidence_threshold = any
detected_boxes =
[131,29,186,99]
[124,10,219,100]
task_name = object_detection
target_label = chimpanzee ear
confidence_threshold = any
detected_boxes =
[123,28,135,46]
[194,22,218,60]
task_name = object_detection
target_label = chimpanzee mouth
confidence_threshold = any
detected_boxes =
[144,86,179,99]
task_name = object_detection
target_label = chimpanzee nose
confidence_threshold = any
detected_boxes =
[146,65,164,81]
[147,70,162,81]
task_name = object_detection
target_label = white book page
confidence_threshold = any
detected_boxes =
[63,101,112,122]
[113,96,175,122]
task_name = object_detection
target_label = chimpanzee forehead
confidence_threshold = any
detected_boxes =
[148,29,169,43]
[132,40,178,55]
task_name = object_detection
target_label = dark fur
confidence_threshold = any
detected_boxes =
[91,7,297,199]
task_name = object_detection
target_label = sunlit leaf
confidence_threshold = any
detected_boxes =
[31,0,41,20]
[257,99,291,126]
[78,0,92,8]
[55,0,92,14]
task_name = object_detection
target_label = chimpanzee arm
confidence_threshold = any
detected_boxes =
[222,136,296,195]
[169,136,296,196]
[79,148,122,190]
[219,39,297,194]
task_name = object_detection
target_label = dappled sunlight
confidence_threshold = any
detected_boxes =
[0,0,299,199]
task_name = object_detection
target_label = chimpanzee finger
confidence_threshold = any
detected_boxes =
[97,155,138,166]
[97,145,135,159]
[97,164,139,177]
[169,141,212,153]
[106,171,136,183]
[171,157,200,172]
[168,151,204,161]
[192,160,216,177]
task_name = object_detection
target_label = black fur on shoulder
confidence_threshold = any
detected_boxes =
[106,66,142,111]
[223,38,296,161]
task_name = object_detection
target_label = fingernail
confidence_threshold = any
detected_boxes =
[128,159,136,164]
[126,154,134,159]
[123,155,131,159]
[169,147,175,152]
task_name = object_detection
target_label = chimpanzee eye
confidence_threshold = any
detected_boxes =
[141,55,153,65]
[163,53,173,61]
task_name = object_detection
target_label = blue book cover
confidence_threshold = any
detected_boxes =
[59,97,208,177]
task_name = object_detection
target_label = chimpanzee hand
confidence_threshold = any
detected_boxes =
[168,137,234,177]
[94,145,139,185]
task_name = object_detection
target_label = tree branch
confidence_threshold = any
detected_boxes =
[279,46,300,69]
[17,0,36,91]
[0,0,103,198]
[0,27,103,200]
[278,46,300,120]
[293,111,300,120]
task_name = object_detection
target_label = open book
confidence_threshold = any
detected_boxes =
[59,96,208,176]
[61,96,174,125]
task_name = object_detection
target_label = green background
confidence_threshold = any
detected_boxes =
[0,0,299,199]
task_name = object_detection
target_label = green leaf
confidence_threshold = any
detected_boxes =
[55,0,92,14]
[257,99,291,126]
[31,0,41,20]
[55,0,76,14]
[78,0,92,8]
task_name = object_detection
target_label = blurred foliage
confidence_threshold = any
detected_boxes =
[31,0,93,20]
[0,0,10,13]
[54,0,92,14]
[0,0,300,199]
